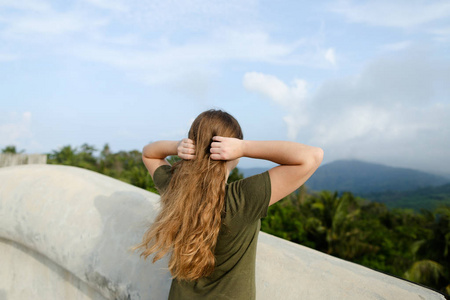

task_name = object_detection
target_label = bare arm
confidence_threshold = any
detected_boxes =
[142,139,195,178]
[210,137,323,205]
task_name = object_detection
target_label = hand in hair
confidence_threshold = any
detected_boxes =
[211,135,324,206]
[177,138,196,160]
[210,136,243,160]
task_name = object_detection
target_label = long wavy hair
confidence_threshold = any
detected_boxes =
[135,109,243,280]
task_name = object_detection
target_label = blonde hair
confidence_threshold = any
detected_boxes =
[135,110,243,280]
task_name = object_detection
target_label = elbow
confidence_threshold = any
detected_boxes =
[304,147,323,169]
[314,147,324,166]
[298,147,323,170]
[142,153,148,165]
[142,145,150,160]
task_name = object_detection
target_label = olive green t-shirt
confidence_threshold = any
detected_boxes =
[153,165,271,300]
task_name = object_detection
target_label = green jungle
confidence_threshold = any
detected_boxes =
[4,144,449,296]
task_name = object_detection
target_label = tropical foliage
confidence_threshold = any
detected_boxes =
[46,143,244,193]
[367,184,450,212]
[1,145,23,154]
[47,143,159,193]
[262,188,450,295]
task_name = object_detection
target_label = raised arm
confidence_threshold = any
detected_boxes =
[210,137,323,205]
[142,139,195,177]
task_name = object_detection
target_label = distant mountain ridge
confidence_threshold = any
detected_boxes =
[241,160,450,194]
[306,160,449,194]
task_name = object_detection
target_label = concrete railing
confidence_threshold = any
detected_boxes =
[0,165,446,300]
[0,153,47,167]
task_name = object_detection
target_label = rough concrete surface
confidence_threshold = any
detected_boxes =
[0,153,47,167]
[0,165,446,300]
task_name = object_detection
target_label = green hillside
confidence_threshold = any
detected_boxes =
[243,160,450,211]
[306,160,449,194]
[365,183,450,211]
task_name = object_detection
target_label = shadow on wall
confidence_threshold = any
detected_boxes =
[0,289,6,300]
[89,191,172,299]
[0,237,108,300]
[0,165,172,300]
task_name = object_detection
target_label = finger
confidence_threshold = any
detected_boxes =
[212,136,223,142]
[181,148,195,154]
[183,139,194,146]
[210,153,222,160]
[210,147,220,154]
[180,154,195,160]
[181,145,195,152]
[210,142,221,148]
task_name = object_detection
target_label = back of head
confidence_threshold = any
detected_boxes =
[136,109,243,281]
[188,109,243,162]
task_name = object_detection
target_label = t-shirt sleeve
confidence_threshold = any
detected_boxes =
[227,171,271,224]
[153,164,172,193]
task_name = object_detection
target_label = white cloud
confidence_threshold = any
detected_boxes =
[309,49,450,172]
[243,72,308,140]
[312,105,391,146]
[310,102,450,173]
[429,26,450,42]
[0,0,51,12]
[330,0,450,29]
[243,72,307,109]
[324,48,336,65]
[4,14,92,36]
[82,0,129,12]
[0,0,335,88]
[379,41,411,52]
[0,4,108,39]
[118,0,258,32]
[60,25,336,94]
[243,72,290,106]
[283,115,308,141]
[244,47,450,173]
[68,29,299,89]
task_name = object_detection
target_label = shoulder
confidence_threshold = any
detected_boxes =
[228,171,270,195]
[226,171,271,222]
[153,164,172,193]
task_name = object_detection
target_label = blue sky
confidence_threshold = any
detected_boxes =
[1,0,449,174]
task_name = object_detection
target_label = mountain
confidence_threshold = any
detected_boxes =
[240,160,450,211]
[241,160,449,194]
[305,160,449,194]
[241,167,270,178]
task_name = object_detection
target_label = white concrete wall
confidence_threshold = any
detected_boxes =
[0,153,47,167]
[0,238,107,300]
[0,165,446,300]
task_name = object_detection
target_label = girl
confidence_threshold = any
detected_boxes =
[135,109,323,299]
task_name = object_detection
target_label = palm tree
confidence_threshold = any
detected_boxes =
[48,145,78,166]
[301,191,373,260]
[1,145,24,154]
[404,260,445,288]
[403,205,450,294]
